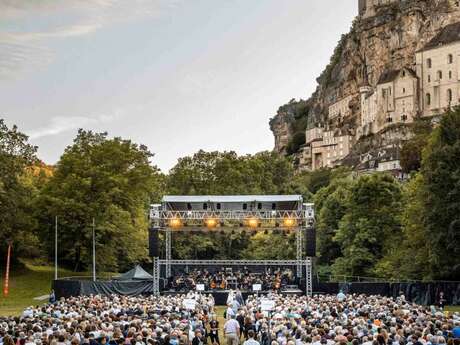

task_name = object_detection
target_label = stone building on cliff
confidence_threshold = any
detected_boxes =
[273,0,460,174]
[416,21,460,117]
[306,24,460,171]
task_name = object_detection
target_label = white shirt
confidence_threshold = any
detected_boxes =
[224,319,240,334]
[243,339,260,345]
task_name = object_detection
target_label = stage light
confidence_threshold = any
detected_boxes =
[205,218,217,228]
[247,217,259,229]
[169,218,182,228]
[283,218,296,227]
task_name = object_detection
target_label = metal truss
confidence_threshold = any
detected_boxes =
[159,210,304,220]
[296,228,303,278]
[152,257,160,296]
[159,259,300,265]
[165,229,172,278]
[305,257,313,296]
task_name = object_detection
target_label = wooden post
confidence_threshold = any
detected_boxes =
[3,243,12,297]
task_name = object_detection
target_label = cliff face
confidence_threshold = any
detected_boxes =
[270,0,460,161]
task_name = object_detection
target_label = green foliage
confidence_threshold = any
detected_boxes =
[165,150,305,260]
[35,130,164,272]
[314,178,351,265]
[375,174,431,280]
[167,150,295,195]
[400,117,433,173]
[420,107,460,279]
[277,99,310,156]
[241,231,296,259]
[324,174,403,277]
[0,120,39,261]
[317,34,348,87]
[286,132,306,155]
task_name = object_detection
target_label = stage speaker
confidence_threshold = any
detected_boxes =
[149,227,159,257]
[305,227,316,257]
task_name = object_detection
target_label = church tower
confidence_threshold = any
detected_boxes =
[359,0,367,16]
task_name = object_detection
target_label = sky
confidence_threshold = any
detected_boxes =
[0,0,356,172]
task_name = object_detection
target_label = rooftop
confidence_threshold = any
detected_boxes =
[422,22,460,51]
[162,195,303,203]
[377,68,416,84]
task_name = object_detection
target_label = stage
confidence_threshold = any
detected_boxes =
[53,278,460,306]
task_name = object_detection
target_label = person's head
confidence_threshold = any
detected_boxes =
[248,330,255,339]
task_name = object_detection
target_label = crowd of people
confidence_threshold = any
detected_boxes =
[222,293,460,345]
[0,293,215,345]
[167,268,296,292]
[1,292,459,345]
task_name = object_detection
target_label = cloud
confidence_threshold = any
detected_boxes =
[28,112,122,139]
[0,0,182,78]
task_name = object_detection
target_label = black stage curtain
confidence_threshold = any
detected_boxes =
[314,282,460,305]
[54,280,460,306]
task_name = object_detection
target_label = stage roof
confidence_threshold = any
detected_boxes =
[162,195,303,203]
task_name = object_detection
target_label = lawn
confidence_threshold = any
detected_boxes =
[446,305,460,314]
[0,260,95,316]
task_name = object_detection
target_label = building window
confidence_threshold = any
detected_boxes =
[387,117,393,123]
[447,89,453,103]
[437,70,443,80]
[449,71,453,79]
[428,75,431,82]
[427,58,432,68]
[426,93,431,106]
[448,54,453,64]
[403,87,406,93]
[402,70,406,77]
[402,114,407,122]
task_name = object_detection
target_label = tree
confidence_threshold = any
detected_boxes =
[36,130,163,272]
[331,174,403,278]
[420,107,460,279]
[375,173,431,280]
[165,150,302,260]
[314,179,351,265]
[167,150,295,195]
[400,117,432,173]
[0,119,38,262]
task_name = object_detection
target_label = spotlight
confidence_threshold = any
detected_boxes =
[247,217,259,229]
[283,218,296,228]
[169,218,182,228]
[204,218,217,228]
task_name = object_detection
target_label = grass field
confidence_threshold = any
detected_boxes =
[0,260,96,316]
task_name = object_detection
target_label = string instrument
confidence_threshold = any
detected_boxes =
[274,274,281,290]
[220,278,227,289]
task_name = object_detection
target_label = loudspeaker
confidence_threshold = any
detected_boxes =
[305,227,316,257]
[149,227,159,257]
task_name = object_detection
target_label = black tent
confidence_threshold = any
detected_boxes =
[113,265,153,281]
